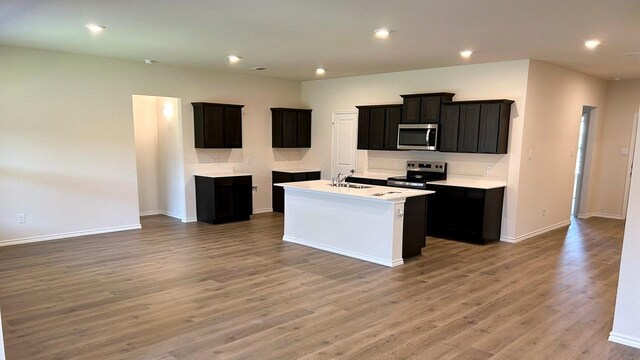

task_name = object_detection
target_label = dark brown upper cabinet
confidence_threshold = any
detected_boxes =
[192,102,244,148]
[439,99,514,154]
[271,108,312,148]
[357,104,402,151]
[400,92,455,124]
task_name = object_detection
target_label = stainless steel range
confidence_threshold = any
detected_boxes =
[387,161,447,189]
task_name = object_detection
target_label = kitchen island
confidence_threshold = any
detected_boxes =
[276,180,433,267]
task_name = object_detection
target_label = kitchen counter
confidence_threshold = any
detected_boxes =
[427,177,506,189]
[272,168,321,173]
[277,180,432,267]
[276,180,433,202]
[193,171,253,178]
[351,171,403,180]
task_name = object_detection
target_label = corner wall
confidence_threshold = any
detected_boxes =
[591,80,640,218]
[513,61,608,240]
[610,105,640,348]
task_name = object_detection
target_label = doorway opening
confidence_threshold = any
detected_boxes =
[571,107,592,217]
[132,95,186,223]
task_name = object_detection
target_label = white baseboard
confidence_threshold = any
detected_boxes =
[283,235,402,267]
[253,208,273,214]
[181,217,197,223]
[0,224,142,247]
[500,220,571,243]
[578,212,624,220]
[139,210,162,216]
[609,332,640,349]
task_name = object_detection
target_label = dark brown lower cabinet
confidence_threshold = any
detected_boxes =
[424,184,505,244]
[402,195,427,259]
[272,171,321,213]
[195,175,253,224]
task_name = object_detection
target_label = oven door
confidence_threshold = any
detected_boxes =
[397,124,438,150]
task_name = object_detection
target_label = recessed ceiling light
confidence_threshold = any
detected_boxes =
[316,68,326,75]
[459,50,474,58]
[228,55,242,63]
[144,59,158,65]
[623,51,640,56]
[250,66,269,71]
[374,28,391,39]
[584,39,600,49]
[613,77,621,81]
[85,24,106,34]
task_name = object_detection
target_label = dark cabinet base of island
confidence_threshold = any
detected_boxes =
[272,171,321,213]
[402,195,428,259]
[424,185,505,244]
[195,175,253,224]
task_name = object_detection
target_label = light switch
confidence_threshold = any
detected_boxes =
[621,148,629,156]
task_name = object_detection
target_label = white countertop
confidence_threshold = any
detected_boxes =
[272,168,322,173]
[276,180,433,202]
[427,177,506,190]
[351,171,404,180]
[194,172,253,178]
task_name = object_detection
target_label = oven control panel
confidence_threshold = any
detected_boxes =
[406,161,446,173]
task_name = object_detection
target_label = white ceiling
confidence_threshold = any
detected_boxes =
[1,0,639,81]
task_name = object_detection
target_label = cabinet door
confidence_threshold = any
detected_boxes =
[457,104,481,153]
[439,105,459,152]
[272,109,283,147]
[297,111,311,147]
[204,105,225,148]
[223,107,242,148]
[384,107,402,150]
[421,96,441,123]
[464,189,485,240]
[401,97,421,123]
[368,108,386,150]
[233,176,253,219]
[357,108,370,149]
[280,110,297,147]
[478,103,501,153]
[213,177,235,221]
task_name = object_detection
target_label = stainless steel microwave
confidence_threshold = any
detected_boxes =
[397,124,438,150]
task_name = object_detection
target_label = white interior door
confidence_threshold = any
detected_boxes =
[331,111,358,178]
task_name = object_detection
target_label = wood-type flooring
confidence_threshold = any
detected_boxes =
[1,214,639,359]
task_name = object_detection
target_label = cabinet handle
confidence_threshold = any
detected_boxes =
[426,128,431,143]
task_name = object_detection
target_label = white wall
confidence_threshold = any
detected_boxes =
[301,60,530,240]
[591,80,640,218]
[514,61,609,240]
[0,45,301,243]
[610,104,640,348]
[132,95,160,214]
[155,97,185,219]
[0,308,5,360]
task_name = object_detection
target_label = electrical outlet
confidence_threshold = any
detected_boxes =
[542,209,546,216]
[486,167,493,175]
[528,149,533,160]
[457,164,464,173]
[252,186,258,192]
[17,214,25,223]
[211,157,219,164]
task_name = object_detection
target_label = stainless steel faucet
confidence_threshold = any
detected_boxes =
[332,169,355,187]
